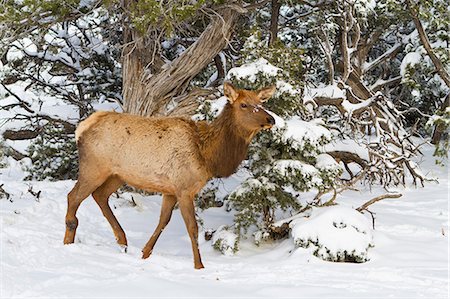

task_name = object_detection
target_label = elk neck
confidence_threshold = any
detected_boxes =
[198,104,255,178]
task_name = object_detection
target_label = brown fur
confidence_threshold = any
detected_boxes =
[63,83,276,269]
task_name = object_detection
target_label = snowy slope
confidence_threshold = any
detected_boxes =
[0,146,448,298]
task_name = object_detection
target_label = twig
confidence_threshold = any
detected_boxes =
[27,185,41,202]
[362,209,376,229]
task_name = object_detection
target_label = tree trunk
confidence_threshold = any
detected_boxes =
[407,0,450,88]
[269,0,281,46]
[122,8,242,117]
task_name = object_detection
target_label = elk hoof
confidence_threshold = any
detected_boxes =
[63,239,74,245]
[120,245,128,253]
[142,249,152,259]
[194,263,205,270]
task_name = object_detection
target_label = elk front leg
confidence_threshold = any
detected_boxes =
[142,194,177,259]
[178,198,204,269]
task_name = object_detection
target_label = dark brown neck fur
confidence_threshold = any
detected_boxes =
[198,104,255,178]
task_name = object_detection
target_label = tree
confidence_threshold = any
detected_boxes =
[0,0,258,178]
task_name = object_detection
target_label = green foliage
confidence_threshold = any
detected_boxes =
[127,0,224,35]
[295,236,372,263]
[228,177,298,234]
[26,124,78,181]
[195,180,222,210]
[242,31,305,81]
[0,0,95,31]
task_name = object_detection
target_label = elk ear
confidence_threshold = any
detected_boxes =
[223,82,239,103]
[257,85,276,102]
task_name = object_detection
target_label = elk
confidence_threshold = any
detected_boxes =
[64,82,276,269]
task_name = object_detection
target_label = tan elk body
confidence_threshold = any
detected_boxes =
[64,83,276,269]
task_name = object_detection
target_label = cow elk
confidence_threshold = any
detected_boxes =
[64,82,276,269]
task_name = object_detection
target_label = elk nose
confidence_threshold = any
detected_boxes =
[267,115,275,125]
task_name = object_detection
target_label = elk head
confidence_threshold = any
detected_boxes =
[223,82,276,134]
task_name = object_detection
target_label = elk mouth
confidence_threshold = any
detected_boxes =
[261,124,274,129]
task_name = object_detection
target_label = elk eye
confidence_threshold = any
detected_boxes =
[240,103,248,108]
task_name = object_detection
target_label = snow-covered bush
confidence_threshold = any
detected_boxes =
[291,206,374,263]
[222,58,342,242]
[26,124,78,181]
[211,225,239,256]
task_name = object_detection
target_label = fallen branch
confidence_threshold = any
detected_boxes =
[327,150,368,168]
[356,193,402,212]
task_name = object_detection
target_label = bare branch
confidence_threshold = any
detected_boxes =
[3,129,41,140]
[327,151,368,168]
[362,43,403,74]
[370,76,402,93]
[356,193,402,212]
[316,27,334,85]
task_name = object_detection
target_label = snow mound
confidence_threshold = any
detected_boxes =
[283,117,331,149]
[211,225,239,256]
[290,206,374,263]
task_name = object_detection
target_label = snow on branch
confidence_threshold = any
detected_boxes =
[362,43,403,74]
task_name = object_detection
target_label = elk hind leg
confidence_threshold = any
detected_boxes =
[92,175,127,248]
[64,174,108,244]
[142,194,177,259]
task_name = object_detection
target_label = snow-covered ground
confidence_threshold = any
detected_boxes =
[0,146,448,298]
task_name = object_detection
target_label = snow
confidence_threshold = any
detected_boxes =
[265,109,286,127]
[274,159,323,187]
[211,226,238,256]
[275,80,300,96]
[291,206,374,262]
[231,178,264,197]
[315,153,342,171]
[78,0,96,9]
[303,84,346,103]
[0,146,448,298]
[274,159,319,177]
[342,97,373,116]
[283,117,331,149]
[400,52,422,77]
[226,58,281,82]
[323,138,370,161]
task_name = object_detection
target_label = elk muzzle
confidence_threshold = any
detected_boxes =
[262,114,276,129]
